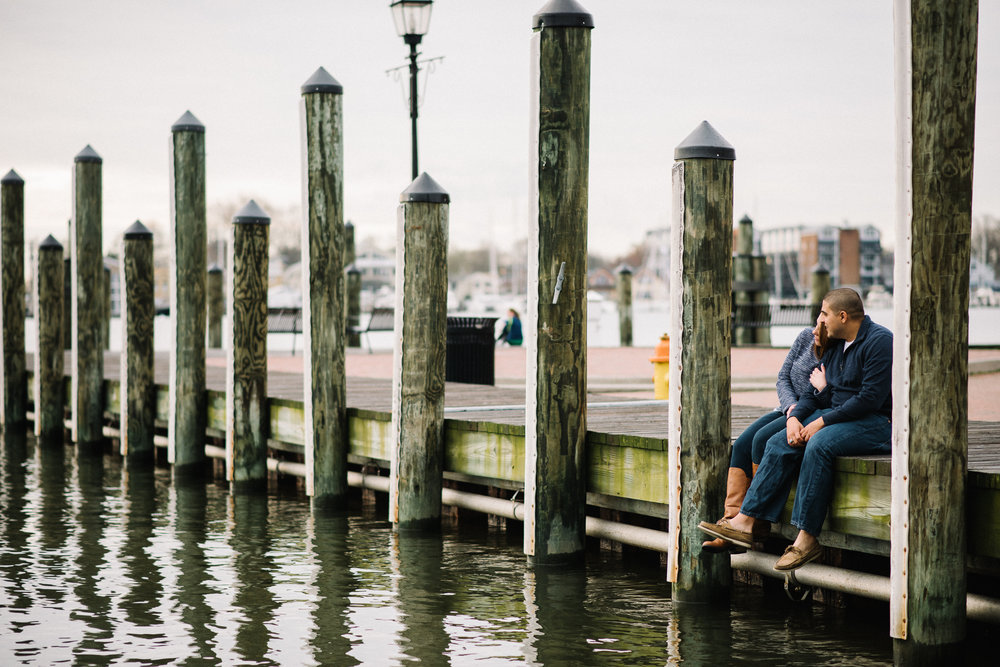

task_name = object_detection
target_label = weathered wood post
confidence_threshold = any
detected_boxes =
[616,265,632,347]
[63,256,72,350]
[71,145,104,448]
[34,235,64,441]
[226,200,270,493]
[207,264,223,348]
[169,111,208,472]
[751,254,771,345]
[890,0,977,661]
[300,66,349,506]
[345,221,362,348]
[667,120,735,602]
[102,265,111,350]
[1,169,26,429]
[809,265,830,324]
[733,214,755,346]
[120,222,155,465]
[389,173,449,532]
[524,0,593,565]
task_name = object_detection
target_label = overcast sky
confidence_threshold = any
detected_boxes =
[1,1,997,258]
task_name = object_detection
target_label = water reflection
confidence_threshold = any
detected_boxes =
[0,435,899,665]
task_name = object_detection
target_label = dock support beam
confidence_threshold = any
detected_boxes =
[34,236,64,442]
[71,145,104,448]
[226,201,270,493]
[891,0,977,661]
[120,222,155,465]
[169,111,208,472]
[389,173,450,532]
[301,67,349,506]
[524,0,593,565]
[667,121,735,602]
[1,170,26,430]
[616,266,632,347]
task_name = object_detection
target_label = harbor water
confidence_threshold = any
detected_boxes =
[0,433,907,666]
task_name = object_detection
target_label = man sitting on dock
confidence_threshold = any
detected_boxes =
[699,288,893,570]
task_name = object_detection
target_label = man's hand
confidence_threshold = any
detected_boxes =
[799,416,826,443]
[810,364,827,392]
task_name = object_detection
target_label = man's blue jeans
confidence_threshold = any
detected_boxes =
[740,409,891,536]
[729,410,785,477]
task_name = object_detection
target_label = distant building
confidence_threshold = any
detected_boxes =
[759,224,883,299]
[353,251,396,291]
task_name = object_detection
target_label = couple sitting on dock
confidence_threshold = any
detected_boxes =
[699,288,893,571]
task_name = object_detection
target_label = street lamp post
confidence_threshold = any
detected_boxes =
[390,0,433,180]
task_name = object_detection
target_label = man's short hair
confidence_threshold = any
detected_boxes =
[824,288,865,320]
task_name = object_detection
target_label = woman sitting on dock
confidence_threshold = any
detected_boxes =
[701,321,827,551]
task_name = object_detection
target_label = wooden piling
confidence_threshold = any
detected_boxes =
[63,256,71,350]
[345,221,361,348]
[389,173,449,532]
[207,264,223,349]
[102,265,111,350]
[890,0,977,660]
[120,222,155,465]
[169,111,208,471]
[226,200,270,492]
[524,0,593,565]
[667,121,735,602]
[809,265,830,324]
[616,266,632,347]
[751,255,770,345]
[34,235,64,441]
[733,214,755,346]
[1,169,26,428]
[300,67,348,506]
[71,145,104,448]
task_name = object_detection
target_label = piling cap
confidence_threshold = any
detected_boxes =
[208,263,223,273]
[812,264,830,275]
[75,145,103,164]
[124,220,153,239]
[2,169,23,185]
[674,121,735,160]
[171,110,205,133]
[39,234,63,251]
[346,263,360,275]
[233,199,271,224]
[616,263,633,275]
[740,214,753,225]
[532,0,594,29]
[301,67,343,95]
[400,172,450,204]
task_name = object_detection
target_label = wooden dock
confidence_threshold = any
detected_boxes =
[52,351,998,569]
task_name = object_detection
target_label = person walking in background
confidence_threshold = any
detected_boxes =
[497,309,522,346]
[702,321,828,551]
[699,288,892,570]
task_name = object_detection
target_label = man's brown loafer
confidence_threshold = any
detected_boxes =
[773,543,823,571]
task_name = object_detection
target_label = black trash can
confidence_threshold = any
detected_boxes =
[445,316,497,385]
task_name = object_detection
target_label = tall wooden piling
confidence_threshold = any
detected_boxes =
[524,0,593,565]
[1,169,26,428]
[226,200,270,492]
[63,256,72,350]
[102,265,111,350]
[71,145,104,448]
[207,264,223,348]
[751,254,770,345]
[809,265,830,324]
[616,266,632,347]
[300,67,348,505]
[345,222,361,348]
[890,0,977,661]
[120,222,155,465]
[667,121,735,602]
[169,111,208,471]
[389,173,449,532]
[733,214,755,346]
[34,235,64,441]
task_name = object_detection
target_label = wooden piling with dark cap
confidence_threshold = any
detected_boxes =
[345,221,361,348]
[102,265,111,351]
[34,235,64,441]
[667,120,735,602]
[169,110,208,471]
[226,200,270,492]
[301,67,349,505]
[616,265,632,347]
[120,222,155,465]
[524,0,593,565]
[809,265,830,324]
[733,214,756,346]
[71,145,104,447]
[891,0,978,659]
[1,169,26,428]
[389,173,449,532]
[63,256,71,350]
[207,264,223,349]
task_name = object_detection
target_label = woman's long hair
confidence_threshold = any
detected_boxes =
[813,322,829,359]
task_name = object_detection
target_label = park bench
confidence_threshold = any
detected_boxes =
[349,306,395,353]
[268,307,304,355]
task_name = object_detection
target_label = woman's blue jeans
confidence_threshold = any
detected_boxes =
[740,409,891,536]
[730,410,785,476]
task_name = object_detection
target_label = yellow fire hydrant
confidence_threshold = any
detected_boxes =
[650,334,670,399]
